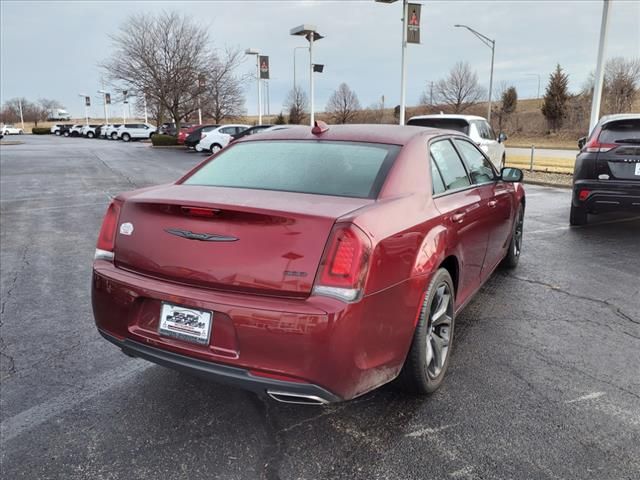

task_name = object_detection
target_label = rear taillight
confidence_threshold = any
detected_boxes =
[585,127,617,152]
[312,223,372,303]
[578,189,590,201]
[95,200,122,261]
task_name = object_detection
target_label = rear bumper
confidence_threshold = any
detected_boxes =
[573,179,640,213]
[92,261,423,401]
[98,328,341,403]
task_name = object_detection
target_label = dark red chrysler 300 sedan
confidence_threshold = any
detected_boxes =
[92,123,525,404]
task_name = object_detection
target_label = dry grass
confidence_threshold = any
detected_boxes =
[506,155,574,174]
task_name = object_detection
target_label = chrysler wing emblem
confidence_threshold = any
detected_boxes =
[165,228,238,242]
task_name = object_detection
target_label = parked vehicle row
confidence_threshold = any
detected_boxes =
[50,123,157,141]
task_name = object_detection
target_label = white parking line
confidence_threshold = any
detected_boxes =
[1,360,149,443]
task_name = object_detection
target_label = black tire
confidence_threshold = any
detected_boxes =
[122,133,131,142]
[570,204,587,226]
[87,132,94,138]
[55,131,61,136]
[398,268,455,395]
[110,132,118,140]
[210,143,222,154]
[63,131,70,137]
[502,203,524,269]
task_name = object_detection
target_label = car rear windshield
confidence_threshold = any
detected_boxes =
[183,140,400,199]
[407,118,470,134]
[599,119,640,144]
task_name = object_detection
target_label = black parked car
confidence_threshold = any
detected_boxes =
[229,124,274,143]
[571,114,640,225]
[184,124,219,149]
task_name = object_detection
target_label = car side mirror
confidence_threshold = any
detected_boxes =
[501,167,523,183]
[498,132,508,143]
[577,136,586,149]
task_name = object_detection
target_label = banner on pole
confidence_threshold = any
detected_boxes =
[105,93,111,105]
[407,3,421,44]
[85,96,91,107]
[259,56,270,79]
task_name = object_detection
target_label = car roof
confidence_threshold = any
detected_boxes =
[600,113,640,124]
[238,123,451,146]
[408,114,487,122]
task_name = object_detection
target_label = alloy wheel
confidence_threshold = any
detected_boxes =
[426,283,454,379]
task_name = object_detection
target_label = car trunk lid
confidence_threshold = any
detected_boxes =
[114,185,372,297]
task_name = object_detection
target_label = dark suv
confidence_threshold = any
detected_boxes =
[571,114,640,225]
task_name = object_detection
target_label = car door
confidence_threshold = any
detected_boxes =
[430,138,490,306]
[453,138,514,276]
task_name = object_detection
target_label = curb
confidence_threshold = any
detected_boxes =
[0,141,25,146]
[523,179,572,189]
[150,145,184,149]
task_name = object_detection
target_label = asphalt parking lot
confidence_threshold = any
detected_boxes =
[1,135,639,480]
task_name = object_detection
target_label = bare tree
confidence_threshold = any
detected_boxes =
[201,47,247,123]
[434,62,486,113]
[284,87,308,124]
[581,57,640,115]
[326,83,361,123]
[101,12,217,130]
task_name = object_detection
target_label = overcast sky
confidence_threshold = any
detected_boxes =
[1,0,639,118]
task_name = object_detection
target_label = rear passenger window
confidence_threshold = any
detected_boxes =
[431,159,446,195]
[454,139,496,184]
[430,140,471,191]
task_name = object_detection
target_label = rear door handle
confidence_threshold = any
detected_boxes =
[452,213,466,223]
[488,200,498,208]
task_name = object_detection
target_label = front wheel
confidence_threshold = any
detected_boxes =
[502,203,524,269]
[570,204,588,226]
[63,131,70,137]
[110,132,118,140]
[55,131,61,136]
[122,133,131,142]
[87,132,94,138]
[398,268,455,395]
[210,143,222,154]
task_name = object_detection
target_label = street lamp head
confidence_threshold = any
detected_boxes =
[244,48,259,55]
[454,24,464,28]
[290,24,323,41]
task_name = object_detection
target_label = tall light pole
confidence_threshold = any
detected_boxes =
[245,49,262,124]
[454,24,495,123]
[524,73,541,100]
[376,0,409,125]
[293,46,308,92]
[98,89,109,123]
[78,93,89,125]
[589,0,611,133]
[291,25,324,126]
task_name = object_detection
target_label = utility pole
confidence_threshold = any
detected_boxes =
[429,81,434,105]
[18,99,24,130]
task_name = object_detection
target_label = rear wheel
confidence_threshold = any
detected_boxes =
[210,143,222,154]
[63,131,70,137]
[502,203,524,269]
[570,204,588,226]
[122,133,131,142]
[110,132,118,140]
[87,132,94,138]
[55,130,61,136]
[399,268,455,395]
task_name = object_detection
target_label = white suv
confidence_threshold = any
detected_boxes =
[117,123,157,142]
[1,124,24,135]
[407,114,507,169]
[196,124,250,153]
[103,124,122,139]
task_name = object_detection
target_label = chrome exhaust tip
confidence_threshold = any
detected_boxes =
[267,390,330,405]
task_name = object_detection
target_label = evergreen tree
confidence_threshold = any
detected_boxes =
[541,64,570,132]
[275,111,286,125]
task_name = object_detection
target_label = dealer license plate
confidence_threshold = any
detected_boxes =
[159,303,212,345]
